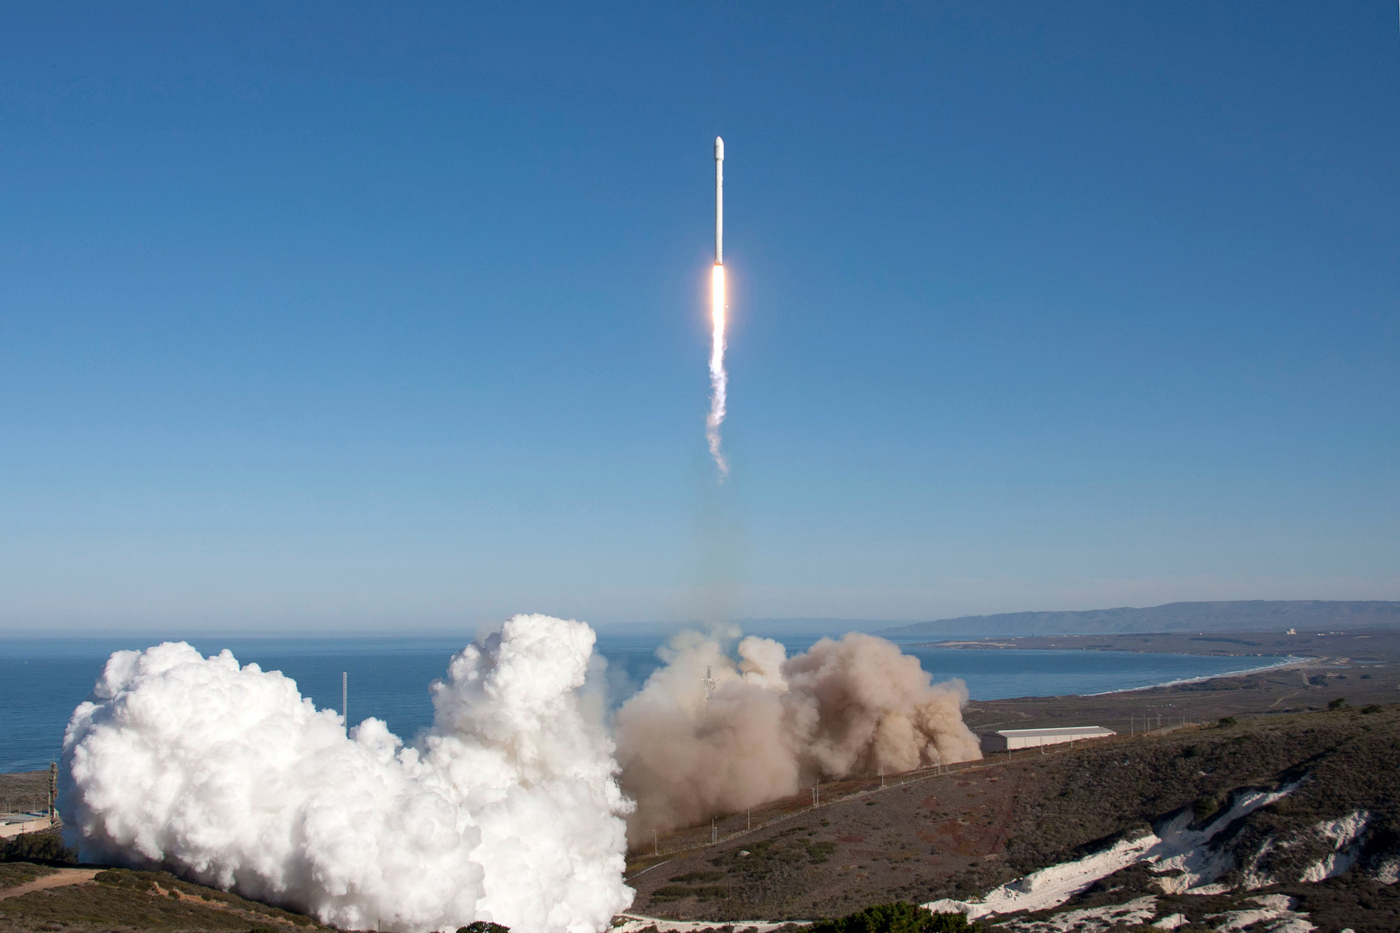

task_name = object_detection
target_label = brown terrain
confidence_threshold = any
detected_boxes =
[0,771,50,819]
[623,631,1400,931]
[625,703,1400,930]
[627,758,1036,920]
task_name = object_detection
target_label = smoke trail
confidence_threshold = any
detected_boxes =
[614,630,981,842]
[61,615,633,933]
[706,263,729,477]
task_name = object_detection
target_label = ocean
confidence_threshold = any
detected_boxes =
[0,631,1290,774]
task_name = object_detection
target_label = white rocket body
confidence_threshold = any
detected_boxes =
[714,136,724,265]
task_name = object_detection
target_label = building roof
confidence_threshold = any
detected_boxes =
[993,726,1116,738]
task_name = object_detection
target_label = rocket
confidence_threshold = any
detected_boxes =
[706,136,730,477]
[714,136,724,265]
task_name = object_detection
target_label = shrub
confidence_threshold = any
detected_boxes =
[0,829,77,866]
[0,862,56,888]
[809,901,979,933]
[458,923,510,933]
[1192,795,1221,821]
[1328,698,1347,711]
[1217,717,1237,727]
[1361,705,1383,715]
[94,869,156,891]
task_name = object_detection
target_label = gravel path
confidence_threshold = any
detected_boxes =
[0,868,100,900]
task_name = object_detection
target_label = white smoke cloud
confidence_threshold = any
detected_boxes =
[60,614,633,933]
[614,630,982,843]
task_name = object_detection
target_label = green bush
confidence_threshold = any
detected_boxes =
[95,869,156,891]
[1328,698,1347,711]
[457,923,510,933]
[1217,717,1237,727]
[809,901,979,933]
[0,828,77,865]
[1192,795,1221,821]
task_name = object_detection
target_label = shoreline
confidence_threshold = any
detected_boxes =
[1079,654,1311,697]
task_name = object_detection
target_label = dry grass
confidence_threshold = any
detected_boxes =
[0,862,57,889]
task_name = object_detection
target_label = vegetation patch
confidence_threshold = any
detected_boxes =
[809,902,978,933]
[0,829,77,866]
[0,865,326,932]
[0,861,57,889]
[673,872,728,885]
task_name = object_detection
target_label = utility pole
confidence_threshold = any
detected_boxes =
[654,831,659,857]
[711,817,717,844]
[747,807,751,831]
[48,762,57,821]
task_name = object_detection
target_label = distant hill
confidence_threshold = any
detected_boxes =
[878,600,1400,639]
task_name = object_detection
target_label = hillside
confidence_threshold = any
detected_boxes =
[0,859,330,933]
[626,703,1400,932]
[878,600,1400,638]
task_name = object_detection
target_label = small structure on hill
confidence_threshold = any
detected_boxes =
[980,725,1115,753]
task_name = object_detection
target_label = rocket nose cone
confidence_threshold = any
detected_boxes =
[715,137,724,160]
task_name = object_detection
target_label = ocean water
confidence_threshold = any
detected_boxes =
[0,632,1288,774]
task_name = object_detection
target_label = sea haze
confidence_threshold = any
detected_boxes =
[0,632,1289,774]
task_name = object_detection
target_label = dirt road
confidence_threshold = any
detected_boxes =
[0,868,99,900]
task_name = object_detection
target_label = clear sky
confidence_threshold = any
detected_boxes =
[2,2,1397,634]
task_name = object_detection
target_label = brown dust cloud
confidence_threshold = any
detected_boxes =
[614,629,982,843]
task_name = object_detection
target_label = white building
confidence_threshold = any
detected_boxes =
[979,725,1116,753]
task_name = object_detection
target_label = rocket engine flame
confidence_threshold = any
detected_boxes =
[707,263,728,477]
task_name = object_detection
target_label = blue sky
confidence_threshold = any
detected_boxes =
[2,2,1397,633]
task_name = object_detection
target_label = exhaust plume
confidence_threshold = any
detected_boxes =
[614,630,982,842]
[60,615,633,933]
[707,263,729,477]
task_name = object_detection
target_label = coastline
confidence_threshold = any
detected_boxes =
[1081,654,1311,696]
[959,632,1398,735]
